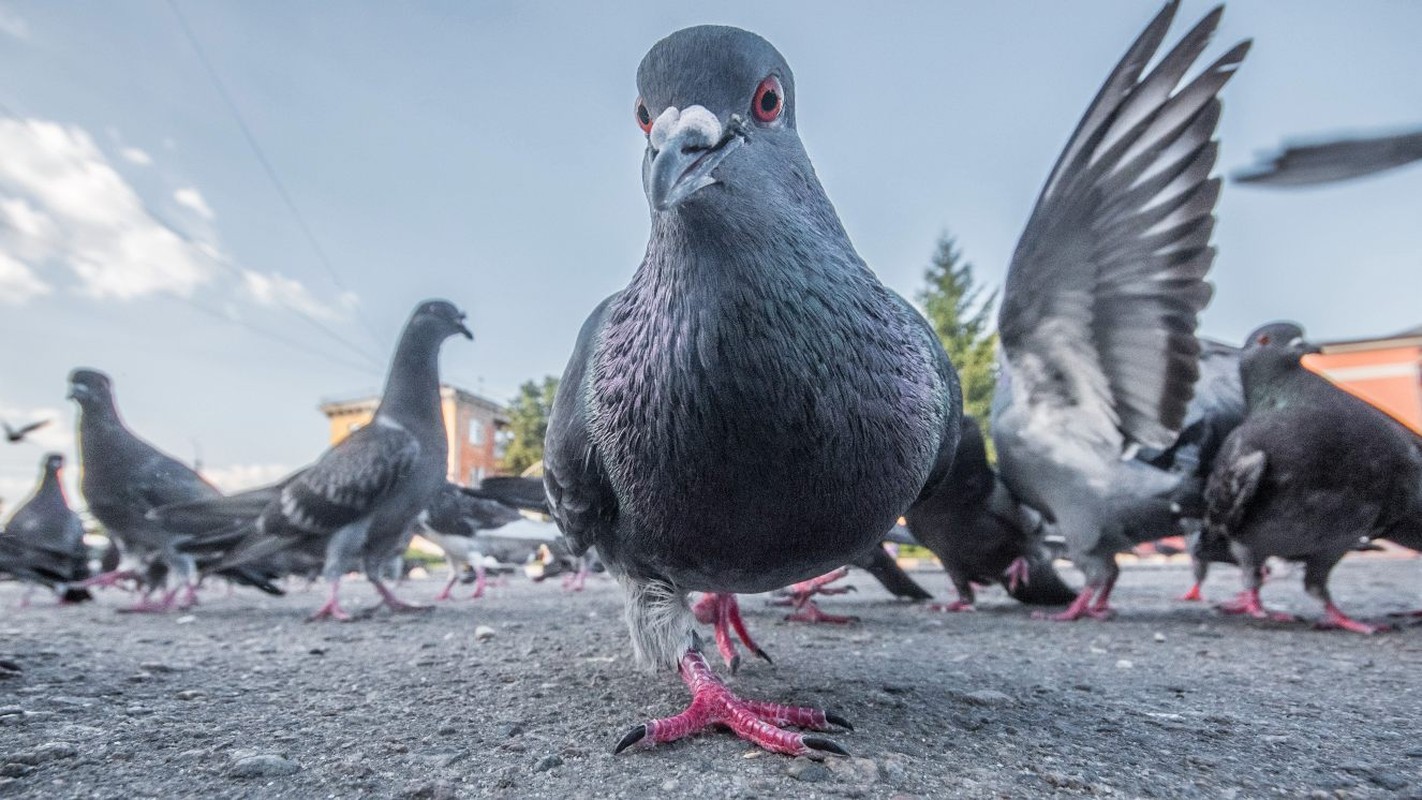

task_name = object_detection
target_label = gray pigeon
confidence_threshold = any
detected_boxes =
[1204,322,1422,633]
[543,26,961,757]
[417,481,525,600]
[69,368,219,611]
[904,418,1077,611]
[152,300,471,620]
[991,3,1250,621]
[0,453,92,604]
[1235,128,1422,187]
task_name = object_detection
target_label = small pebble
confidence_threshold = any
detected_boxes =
[1153,632,1167,643]
[229,753,300,778]
[474,626,496,642]
[788,757,832,782]
[1116,659,1135,670]
[533,754,563,772]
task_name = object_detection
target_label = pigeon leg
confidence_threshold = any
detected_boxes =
[614,649,851,758]
[308,579,352,622]
[178,583,200,609]
[1089,571,1118,616]
[785,600,858,624]
[1214,588,1296,622]
[120,587,179,614]
[1003,556,1031,593]
[928,573,975,612]
[693,594,773,671]
[369,577,432,613]
[781,567,858,623]
[1177,582,1205,602]
[468,564,488,600]
[563,563,589,592]
[79,569,141,590]
[1315,602,1392,635]
[434,571,458,602]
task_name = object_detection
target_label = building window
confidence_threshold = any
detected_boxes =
[469,423,484,446]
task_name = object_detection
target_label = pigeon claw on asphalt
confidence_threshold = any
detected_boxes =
[1215,588,1296,622]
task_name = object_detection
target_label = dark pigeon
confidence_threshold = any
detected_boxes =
[1235,128,1422,187]
[153,300,471,620]
[417,481,525,600]
[69,368,220,611]
[991,3,1250,621]
[4,418,51,444]
[543,25,961,757]
[1204,322,1422,634]
[904,418,1076,611]
[0,453,92,604]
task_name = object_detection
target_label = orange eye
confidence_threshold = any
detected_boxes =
[752,76,783,123]
[1257,334,1272,346]
[635,98,653,133]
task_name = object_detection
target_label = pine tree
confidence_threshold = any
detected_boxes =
[500,376,559,475]
[916,233,999,429]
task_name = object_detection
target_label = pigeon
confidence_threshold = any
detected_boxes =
[1235,128,1422,187]
[3,419,51,444]
[543,25,961,757]
[416,481,525,600]
[1204,322,1422,634]
[69,368,219,611]
[990,3,1250,621]
[152,300,472,620]
[904,418,1077,612]
[0,453,92,604]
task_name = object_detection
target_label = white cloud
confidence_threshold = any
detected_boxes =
[120,147,153,166]
[0,251,50,303]
[173,187,215,220]
[241,270,352,321]
[0,118,215,300]
[201,463,292,493]
[0,6,28,40]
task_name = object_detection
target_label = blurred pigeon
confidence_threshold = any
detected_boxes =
[69,368,218,611]
[0,453,91,604]
[1204,322,1422,633]
[991,4,1249,621]
[153,300,471,620]
[543,25,961,757]
[905,418,1076,611]
[1235,128,1422,187]
[3,418,51,444]
[417,481,524,600]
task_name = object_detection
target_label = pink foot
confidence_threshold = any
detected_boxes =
[1003,556,1030,593]
[371,578,432,613]
[178,584,200,609]
[614,650,851,758]
[1177,583,1204,602]
[1215,588,1296,622]
[79,569,141,590]
[1315,602,1392,635]
[119,588,179,614]
[927,599,975,613]
[308,581,352,622]
[434,580,456,602]
[785,599,857,624]
[692,593,772,672]
[1033,587,1114,621]
[778,568,857,623]
[562,566,588,593]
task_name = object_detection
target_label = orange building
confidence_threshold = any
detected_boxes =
[319,385,510,484]
[1306,326,1422,435]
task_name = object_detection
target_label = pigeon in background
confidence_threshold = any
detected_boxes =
[0,453,92,604]
[1204,322,1422,633]
[905,418,1076,612]
[152,300,472,620]
[417,481,524,600]
[69,368,217,611]
[991,3,1249,621]
[1235,128,1422,187]
[543,25,961,757]
[4,419,51,444]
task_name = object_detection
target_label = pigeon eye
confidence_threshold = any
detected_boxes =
[1257,334,1272,346]
[752,76,783,123]
[635,98,653,134]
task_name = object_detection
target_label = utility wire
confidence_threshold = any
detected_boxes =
[164,0,386,350]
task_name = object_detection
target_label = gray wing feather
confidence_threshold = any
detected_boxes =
[999,4,1249,451]
[264,423,420,537]
[1235,129,1422,187]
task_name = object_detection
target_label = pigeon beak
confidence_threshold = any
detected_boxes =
[459,322,474,341]
[644,105,745,212]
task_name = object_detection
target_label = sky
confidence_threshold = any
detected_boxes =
[0,1,1418,508]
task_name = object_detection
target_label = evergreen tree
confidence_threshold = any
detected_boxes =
[500,376,559,475]
[916,233,999,428]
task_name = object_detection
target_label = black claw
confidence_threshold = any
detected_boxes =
[752,646,774,665]
[803,735,850,757]
[730,654,742,675]
[613,724,647,755]
[824,712,854,731]
[845,585,858,593]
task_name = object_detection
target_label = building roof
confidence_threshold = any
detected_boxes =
[319,384,509,420]
[1321,325,1422,355]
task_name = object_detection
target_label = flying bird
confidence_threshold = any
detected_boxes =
[3,418,52,444]
[1234,128,1422,187]
[543,25,961,757]
[1204,322,1422,634]
[0,453,92,604]
[990,3,1250,621]
[152,300,472,620]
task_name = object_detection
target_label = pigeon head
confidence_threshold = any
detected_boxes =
[42,453,64,475]
[409,300,473,342]
[67,368,115,411]
[1240,322,1322,399]
[635,25,810,214]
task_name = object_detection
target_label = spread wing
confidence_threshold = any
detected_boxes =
[543,294,621,558]
[998,2,1249,452]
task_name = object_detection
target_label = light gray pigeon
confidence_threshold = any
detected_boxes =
[543,25,961,758]
[1204,322,1422,633]
[69,368,219,612]
[990,3,1250,621]
[0,453,92,604]
[1235,128,1422,187]
[152,300,471,620]
[416,480,525,600]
